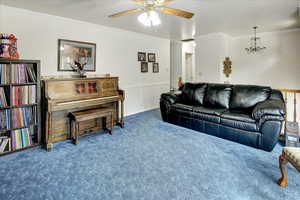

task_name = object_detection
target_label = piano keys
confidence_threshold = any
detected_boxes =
[42,77,124,150]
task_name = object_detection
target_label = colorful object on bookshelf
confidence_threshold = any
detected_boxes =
[11,107,36,129]
[0,110,10,130]
[0,136,11,154]
[12,85,36,106]
[11,127,34,150]
[0,34,20,59]
[11,64,36,83]
[0,64,11,84]
[0,87,8,107]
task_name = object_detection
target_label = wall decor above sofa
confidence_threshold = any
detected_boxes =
[160,83,286,152]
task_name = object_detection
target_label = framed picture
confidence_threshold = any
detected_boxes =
[138,52,146,62]
[58,39,96,71]
[141,62,148,73]
[148,53,156,62]
[153,63,159,73]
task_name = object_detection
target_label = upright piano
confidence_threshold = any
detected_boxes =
[42,77,124,150]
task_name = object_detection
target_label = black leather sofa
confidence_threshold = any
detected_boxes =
[160,83,286,151]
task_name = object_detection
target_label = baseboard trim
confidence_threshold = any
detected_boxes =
[125,107,159,118]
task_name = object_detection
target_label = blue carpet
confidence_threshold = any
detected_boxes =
[0,109,299,200]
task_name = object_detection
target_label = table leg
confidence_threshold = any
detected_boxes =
[74,122,79,145]
[110,112,113,135]
[278,153,288,187]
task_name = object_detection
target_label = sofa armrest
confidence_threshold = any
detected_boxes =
[252,99,286,120]
[160,92,181,105]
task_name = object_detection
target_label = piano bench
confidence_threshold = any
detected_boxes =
[69,108,114,145]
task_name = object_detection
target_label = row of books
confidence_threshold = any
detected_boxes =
[12,107,36,129]
[11,127,34,150]
[12,85,36,106]
[0,64,10,84]
[0,110,10,129]
[0,87,8,107]
[0,136,11,154]
[11,64,36,83]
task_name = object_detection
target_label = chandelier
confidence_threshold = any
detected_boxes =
[245,26,266,54]
[138,11,161,27]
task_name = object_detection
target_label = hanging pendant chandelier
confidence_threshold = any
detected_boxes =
[245,26,266,54]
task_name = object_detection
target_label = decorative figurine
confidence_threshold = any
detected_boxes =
[178,77,184,90]
[223,57,232,78]
[71,61,87,78]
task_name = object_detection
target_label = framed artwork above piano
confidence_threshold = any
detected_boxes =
[42,76,125,150]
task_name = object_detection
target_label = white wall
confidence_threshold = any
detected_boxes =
[0,5,170,116]
[194,29,300,89]
[182,41,196,82]
[195,33,232,83]
[170,41,182,89]
[0,6,3,28]
[230,29,300,89]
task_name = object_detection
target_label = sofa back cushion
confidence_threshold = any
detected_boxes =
[181,83,207,105]
[269,90,284,102]
[230,85,271,110]
[203,84,232,109]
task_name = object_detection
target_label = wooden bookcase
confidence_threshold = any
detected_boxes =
[0,58,41,156]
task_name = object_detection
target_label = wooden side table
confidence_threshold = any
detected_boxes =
[69,108,114,145]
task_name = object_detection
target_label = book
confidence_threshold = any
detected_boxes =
[11,64,36,83]
[11,107,35,129]
[12,85,37,106]
[0,87,8,107]
[0,110,10,130]
[0,137,9,153]
[0,64,10,84]
[11,128,33,150]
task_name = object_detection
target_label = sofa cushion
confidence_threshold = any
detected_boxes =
[194,83,208,105]
[170,103,193,117]
[181,83,207,106]
[221,111,255,123]
[269,90,284,101]
[230,85,271,111]
[220,111,258,132]
[203,84,232,109]
[194,106,227,116]
[193,107,227,123]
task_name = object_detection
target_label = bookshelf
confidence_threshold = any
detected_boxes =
[0,59,41,156]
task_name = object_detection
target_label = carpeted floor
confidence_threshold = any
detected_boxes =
[0,109,299,200]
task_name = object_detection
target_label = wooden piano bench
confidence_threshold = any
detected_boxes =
[69,108,114,145]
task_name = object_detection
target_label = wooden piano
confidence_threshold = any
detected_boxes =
[42,77,124,150]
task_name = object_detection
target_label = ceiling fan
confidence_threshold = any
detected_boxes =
[108,0,194,27]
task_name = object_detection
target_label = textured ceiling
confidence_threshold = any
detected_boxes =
[1,0,300,40]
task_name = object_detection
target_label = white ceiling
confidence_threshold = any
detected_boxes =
[1,0,300,40]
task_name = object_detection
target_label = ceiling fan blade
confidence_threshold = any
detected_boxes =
[109,8,143,18]
[162,7,194,19]
[132,0,173,3]
[132,0,144,3]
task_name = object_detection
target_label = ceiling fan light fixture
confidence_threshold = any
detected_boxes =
[138,11,161,27]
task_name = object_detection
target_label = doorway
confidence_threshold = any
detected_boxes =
[185,53,193,82]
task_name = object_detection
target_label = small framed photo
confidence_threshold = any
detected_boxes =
[141,62,148,73]
[138,52,146,62]
[148,53,156,62]
[153,63,159,73]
